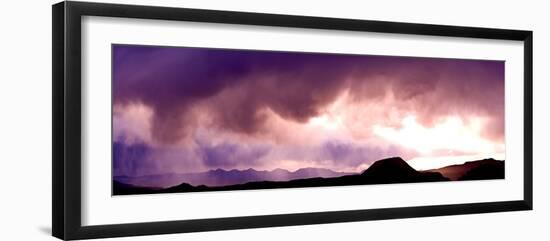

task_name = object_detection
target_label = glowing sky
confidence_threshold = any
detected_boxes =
[112,45,505,177]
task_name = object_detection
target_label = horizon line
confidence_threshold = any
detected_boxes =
[114,156,504,178]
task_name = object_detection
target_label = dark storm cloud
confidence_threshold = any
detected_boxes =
[113,45,504,145]
[113,45,362,143]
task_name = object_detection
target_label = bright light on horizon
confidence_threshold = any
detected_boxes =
[407,153,505,171]
[373,115,501,155]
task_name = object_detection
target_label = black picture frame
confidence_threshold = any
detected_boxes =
[52,1,533,240]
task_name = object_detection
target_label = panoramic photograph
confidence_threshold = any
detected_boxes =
[112,44,505,195]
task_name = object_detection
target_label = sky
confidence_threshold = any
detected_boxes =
[112,44,505,177]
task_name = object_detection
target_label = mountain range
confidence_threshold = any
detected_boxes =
[114,167,355,188]
[113,157,504,195]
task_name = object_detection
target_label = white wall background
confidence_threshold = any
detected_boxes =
[0,0,547,240]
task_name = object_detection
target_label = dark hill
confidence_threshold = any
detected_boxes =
[458,160,504,180]
[359,157,448,184]
[428,158,504,180]
[113,180,157,195]
[361,157,420,182]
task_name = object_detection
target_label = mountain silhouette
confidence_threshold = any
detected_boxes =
[428,158,504,181]
[458,160,504,180]
[113,157,504,195]
[112,180,158,195]
[354,157,449,184]
[361,157,419,181]
[114,167,353,188]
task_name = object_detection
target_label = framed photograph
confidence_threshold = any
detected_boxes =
[52,1,533,240]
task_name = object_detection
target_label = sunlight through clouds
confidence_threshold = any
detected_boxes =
[373,115,500,155]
